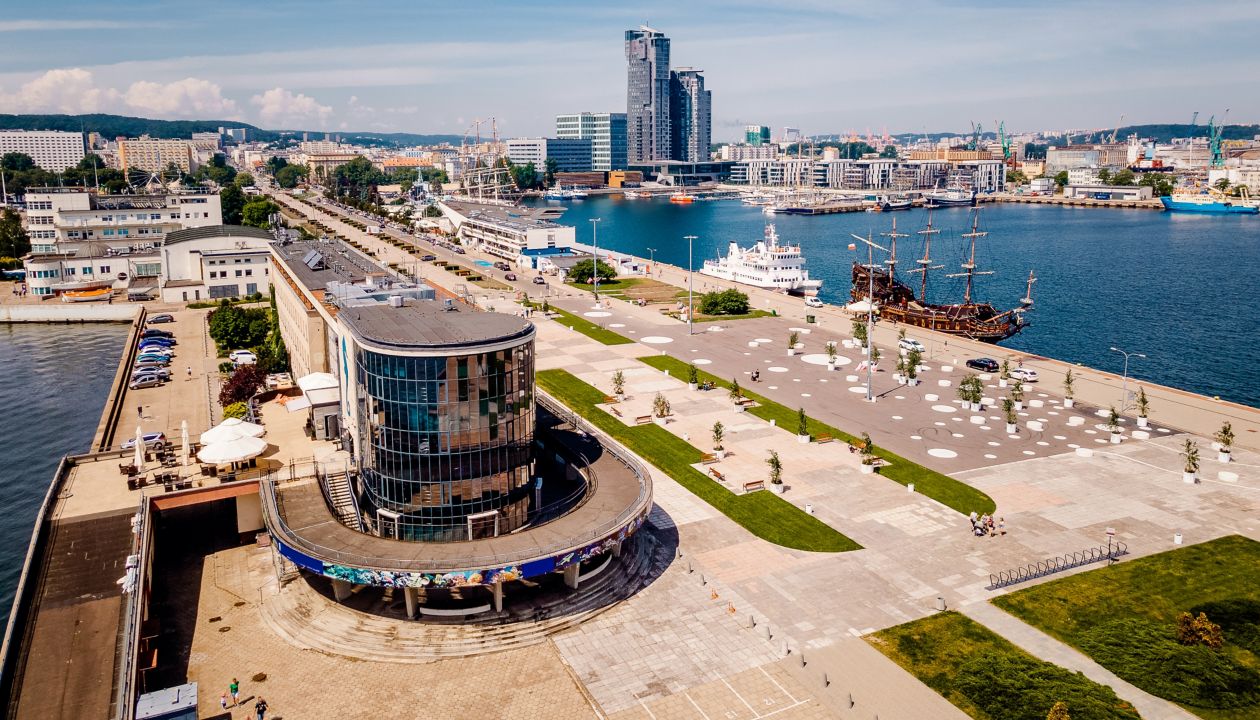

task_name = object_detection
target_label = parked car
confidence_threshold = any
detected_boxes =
[141,328,174,338]
[504,272,517,281]
[147,314,175,324]
[138,349,173,358]
[804,296,824,308]
[128,376,164,390]
[494,261,510,271]
[419,254,436,261]
[966,357,1000,372]
[229,350,256,362]
[232,352,258,366]
[453,247,466,254]
[1009,368,1040,383]
[120,432,167,450]
[132,368,171,381]
[139,340,174,350]
[532,275,546,285]
[898,338,925,353]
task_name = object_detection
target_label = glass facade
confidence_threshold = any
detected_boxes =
[353,340,535,542]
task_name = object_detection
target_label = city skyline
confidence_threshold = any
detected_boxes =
[0,0,1257,139]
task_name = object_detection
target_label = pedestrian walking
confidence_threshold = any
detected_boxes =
[998,517,1006,536]
[254,696,268,720]
[186,366,193,381]
[137,405,143,420]
[221,693,229,711]
[230,678,239,706]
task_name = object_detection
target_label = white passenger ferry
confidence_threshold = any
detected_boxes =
[700,224,822,296]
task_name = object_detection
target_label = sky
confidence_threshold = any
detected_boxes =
[1,0,1257,140]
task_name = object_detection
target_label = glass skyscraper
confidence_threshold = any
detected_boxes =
[625,26,671,163]
[555,112,628,171]
[669,69,711,163]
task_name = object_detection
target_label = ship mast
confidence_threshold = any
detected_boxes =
[947,209,992,305]
[909,209,943,301]
[879,216,909,286]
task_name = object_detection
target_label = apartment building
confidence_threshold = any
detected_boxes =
[117,137,198,173]
[0,130,86,172]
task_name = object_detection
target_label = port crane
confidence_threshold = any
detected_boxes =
[967,122,983,151]
[1107,114,1125,144]
[1189,111,1199,127]
[994,120,1013,166]
[1207,109,1229,168]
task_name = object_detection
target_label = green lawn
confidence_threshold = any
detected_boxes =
[870,611,1139,720]
[542,306,634,345]
[637,355,996,516]
[993,535,1260,719]
[537,369,860,553]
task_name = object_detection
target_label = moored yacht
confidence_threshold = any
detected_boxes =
[700,224,822,295]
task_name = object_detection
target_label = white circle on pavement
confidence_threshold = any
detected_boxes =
[1048,411,1060,416]
[1067,443,1080,449]
[802,393,812,397]
[934,421,946,426]
[891,415,903,420]
[1084,429,1097,435]
[802,353,852,366]
[932,405,956,413]
[984,453,997,459]
[928,448,958,458]
[792,378,801,382]
[628,330,637,334]
[820,379,828,383]
[754,338,772,344]
[1054,435,1067,440]
[910,435,922,440]
[1219,471,1239,482]
[847,386,866,393]
[951,433,964,438]
[743,352,751,356]
[694,359,712,365]
[987,441,1001,446]
[951,417,962,422]
[609,323,625,328]
[1023,450,1036,456]
[1157,427,1170,433]
[846,375,859,382]
[1008,434,1020,439]
[768,366,788,373]
[1037,441,1050,446]
[768,385,778,390]
[895,395,905,400]
[584,311,612,318]
[789,327,811,334]
[640,336,672,344]
[1094,438,1108,444]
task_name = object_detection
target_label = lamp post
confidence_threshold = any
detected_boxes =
[684,235,697,335]
[1109,346,1146,412]
[589,217,602,309]
[646,247,657,277]
[851,232,887,403]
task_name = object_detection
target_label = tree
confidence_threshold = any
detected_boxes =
[265,156,289,174]
[1006,169,1028,185]
[1139,172,1176,197]
[509,162,538,190]
[241,198,280,228]
[1111,169,1135,186]
[1096,168,1112,184]
[1046,701,1070,720]
[1214,178,1231,192]
[1,152,36,172]
[208,300,270,349]
[222,402,248,420]
[274,164,307,188]
[544,158,559,186]
[0,208,31,258]
[220,183,245,225]
[218,364,267,406]
[1053,171,1069,188]
[234,172,255,188]
[880,145,899,158]
[568,258,616,284]
[699,288,750,315]
[766,450,783,485]
[1176,611,1224,648]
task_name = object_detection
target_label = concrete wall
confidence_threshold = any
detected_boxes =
[235,493,264,534]
[0,304,140,323]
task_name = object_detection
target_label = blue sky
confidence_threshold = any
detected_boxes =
[1,0,1256,139]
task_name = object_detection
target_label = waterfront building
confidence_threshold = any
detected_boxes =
[116,136,198,173]
[625,26,672,163]
[0,130,86,172]
[744,125,771,146]
[440,200,577,266]
[505,138,594,173]
[720,143,777,162]
[669,68,711,163]
[629,159,733,186]
[555,112,628,171]
[158,224,275,303]
[731,157,1003,192]
[1063,184,1153,201]
[1067,167,1104,186]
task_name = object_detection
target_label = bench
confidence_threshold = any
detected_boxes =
[708,468,727,482]
[699,453,719,465]
[848,440,870,454]
[417,603,493,618]
[607,405,623,418]
[603,395,619,404]
[634,415,653,425]
[734,397,755,407]
[742,480,765,493]
[815,434,835,444]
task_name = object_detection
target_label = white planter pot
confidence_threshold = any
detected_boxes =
[615,393,625,402]
[734,404,745,413]
[1183,471,1197,484]
[999,379,1008,388]
[1006,423,1017,433]
[907,377,919,386]
[1110,432,1122,444]
[688,382,698,391]
[971,402,982,412]
[859,464,875,474]
[1137,416,1149,428]
[1014,401,1024,411]
[1064,398,1075,408]
[653,417,668,427]
[827,363,836,372]
[715,449,726,459]
[895,375,906,385]
[787,349,795,356]
[1218,450,1231,463]
[771,483,785,494]
[797,434,810,444]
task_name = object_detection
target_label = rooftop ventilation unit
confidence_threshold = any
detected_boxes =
[389,295,404,308]
[442,298,455,311]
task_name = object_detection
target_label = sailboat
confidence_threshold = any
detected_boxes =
[849,209,1034,343]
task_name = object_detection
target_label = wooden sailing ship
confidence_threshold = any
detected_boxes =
[850,210,1034,343]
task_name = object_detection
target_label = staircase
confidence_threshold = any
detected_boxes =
[321,470,361,530]
[259,530,670,662]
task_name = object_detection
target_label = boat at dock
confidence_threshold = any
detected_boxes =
[850,210,1033,343]
[923,186,976,208]
[701,224,822,296]
[1160,190,1257,215]
[877,195,913,212]
[60,287,113,303]
[669,192,696,204]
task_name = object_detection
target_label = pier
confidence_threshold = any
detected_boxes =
[985,193,1164,210]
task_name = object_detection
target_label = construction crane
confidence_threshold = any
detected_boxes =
[967,121,983,151]
[1207,109,1230,168]
[1190,111,1199,127]
[1107,114,1125,144]
[994,120,1013,165]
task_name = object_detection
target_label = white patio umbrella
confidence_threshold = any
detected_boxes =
[199,418,265,445]
[180,420,190,467]
[133,426,145,470]
[197,436,268,465]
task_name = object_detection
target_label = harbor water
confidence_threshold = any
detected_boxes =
[529,196,1260,407]
[0,323,128,619]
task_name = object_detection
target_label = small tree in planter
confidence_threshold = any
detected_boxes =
[1215,421,1234,463]
[611,370,626,399]
[687,364,699,391]
[852,318,868,347]
[1136,387,1150,428]
[729,378,744,411]
[787,331,800,356]
[999,358,1011,388]
[766,450,784,492]
[541,299,551,314]
[712,421,726,458]
[1010,380,1025,410]
[797,407,810,443]
[1002,397,1018,433]
[1062,369,1075,409]
[652,392,671,425]
[1182,438,1200,484]
[825,341,838,370]
[905,348,922,386]
[1107,406,1122,443]
[858,432,877,474]
[958,374,983,411]
[870,345,882,366]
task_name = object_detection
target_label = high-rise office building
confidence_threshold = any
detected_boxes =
[555,113,628,171]
[744,126,771,146]
[669,68,711,162]
[625,26,671,163]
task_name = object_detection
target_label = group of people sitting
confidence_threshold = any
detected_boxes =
[969,511,1005,537]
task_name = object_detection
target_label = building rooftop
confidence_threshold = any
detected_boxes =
[445,201,567,231]
[165,224,273,246]
[339,300,533,351]
[271,238,378,292]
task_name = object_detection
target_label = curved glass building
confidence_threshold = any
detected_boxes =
[339,301,536,542]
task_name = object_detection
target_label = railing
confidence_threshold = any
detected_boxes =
[111,498,151,720]
[988,541,1128,590]
[256,391,652,572]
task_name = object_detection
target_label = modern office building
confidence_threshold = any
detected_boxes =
[669,68,711,163]
[440,200,577,266]
[158,224,275,302]
[505,138,594,172]
[555,112,628,171]
[0,130,86,172]
[116,137,198,173]
[744,126,771,146]
[625,26,672,163]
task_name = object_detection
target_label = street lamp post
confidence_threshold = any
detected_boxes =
[684,235,697,335]
[851,232,887,403]
[646,247,657,276]
[1109,346,1146,412]
[589,218,602,309]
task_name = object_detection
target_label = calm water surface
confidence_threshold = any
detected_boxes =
[530,196,1260,406]
[0,323,127,619]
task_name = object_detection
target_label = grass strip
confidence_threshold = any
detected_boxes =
[537,369,860,553]
[543,306,634,345]
[638,355,996,516]
[869,611,1139,720]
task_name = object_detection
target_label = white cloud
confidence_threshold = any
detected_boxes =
[0,68,121,113]
[0,20,155,32]
[123,77,238,118]
[250,87,332,129]
[0,68,240,120]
